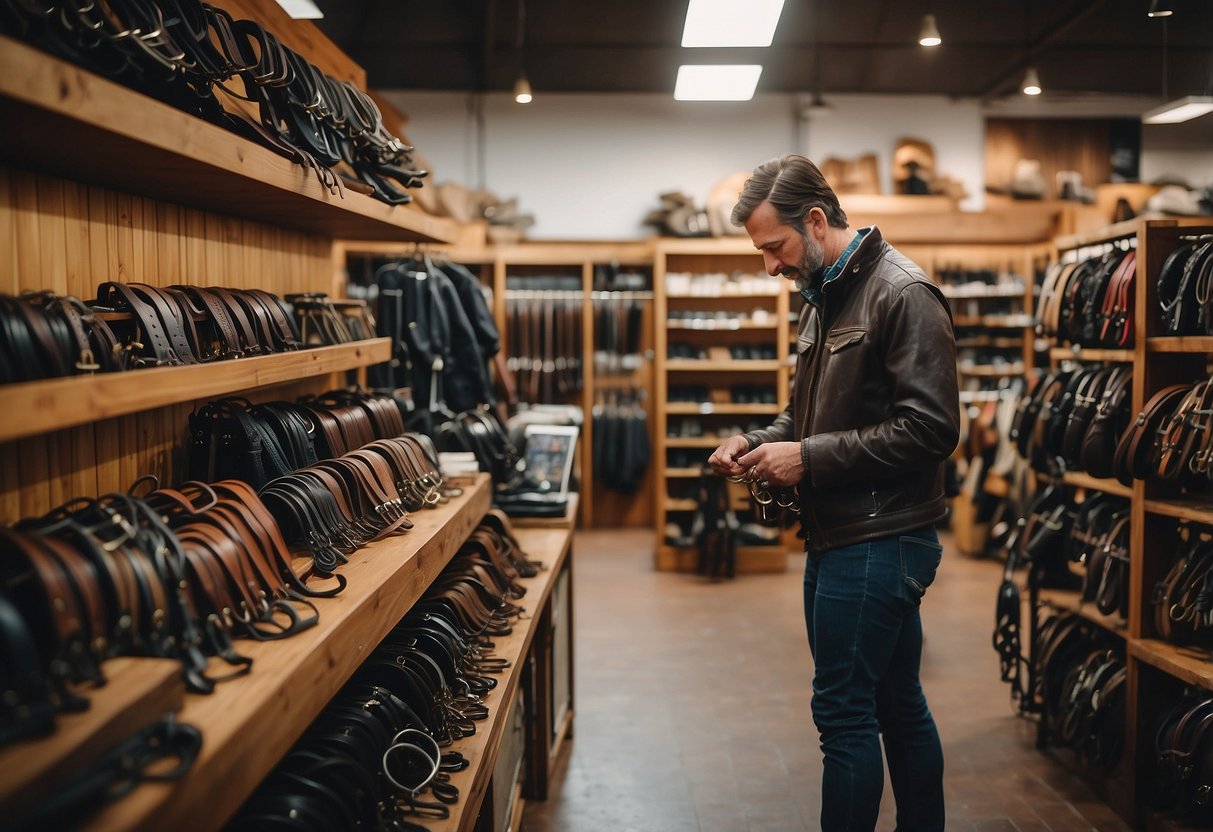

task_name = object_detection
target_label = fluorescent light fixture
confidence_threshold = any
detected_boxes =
[918,14,941,47]
[275,0,323,19]
[1147,0,1174,17]
[1022,66,1042,96]
[514,76,533,104]
[674,65,763,101]
[681,0,785,47]
[1143,95,1213,124]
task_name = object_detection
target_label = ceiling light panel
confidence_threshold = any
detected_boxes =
[1143,96,1213,124]
[674,65,763,100]
[681,0,786,47]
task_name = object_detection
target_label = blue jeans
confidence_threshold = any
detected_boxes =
[803,526,945,832]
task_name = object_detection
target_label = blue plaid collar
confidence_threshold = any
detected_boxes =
[800,227,871,307]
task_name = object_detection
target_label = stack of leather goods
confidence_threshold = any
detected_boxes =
[1035,247,1137,348]
[0,292,127,382]
[1034,612,1126,773]
[1110,374,1213,487]
[1152,522,1213,648]
[591,388,650,494]
[1158,234,1213,335]
[188,390,413,487]
[504,288,584,405]
[1010,364,1133,477]
[229,512,541,830]
[94,281,304,367]
[0,281,314,382]
[286,294,377,346]
[1154,693,1213,825]
[0,1,429,204]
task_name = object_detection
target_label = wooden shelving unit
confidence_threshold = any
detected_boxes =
[426,523,573,832]
[85,477,492,831]
[0,36,456,244]
[653,240,790,574]
[1,18,574,832]
[0,338,390,442]
[1022,217,1213,827]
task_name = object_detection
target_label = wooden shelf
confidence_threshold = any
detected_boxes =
[665,498,698,511]
[665,467,704,478]
[1062,471,1133,498]
[666,319,777,331]
[0,36,456,243]
[666,403,781,415]
[665,437,727,449]
[655,543,788,574]
[958,363,1024,377]
[427,524,572,832]
[1038,588,1127,638]
[1054,218,1142,251]
[0,658,182,821]
[665,288,782,299]
[85,476,492,832]
[1147,337,1213,354]
[939,285,1028,299]
[953,315,1034,329]
[1145,496,1213,525]
[0,338,390,442]
[665,359,781,372]
[1131,639,1213,692]
[1049,346,1135,362]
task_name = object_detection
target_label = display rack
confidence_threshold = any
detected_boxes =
[85,478,492,831]
[0,36,456,244]
[0,10,574,831]
[335,240,659,530]
[1026,217,1213,827]
[652,238,792,574]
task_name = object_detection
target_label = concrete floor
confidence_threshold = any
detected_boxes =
[520,528,1131,832]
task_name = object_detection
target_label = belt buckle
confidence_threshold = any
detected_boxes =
[75,347,101,372]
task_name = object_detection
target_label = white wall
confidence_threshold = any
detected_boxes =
[386,89,1212,239]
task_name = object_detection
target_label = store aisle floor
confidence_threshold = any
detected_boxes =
[521,529,1131,832]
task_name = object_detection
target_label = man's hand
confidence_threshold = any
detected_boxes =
[736,441,804,488]
[708,435,750,478]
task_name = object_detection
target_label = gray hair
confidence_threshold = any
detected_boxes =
[730,154,848,230]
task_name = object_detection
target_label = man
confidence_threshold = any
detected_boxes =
[709,154,959,831]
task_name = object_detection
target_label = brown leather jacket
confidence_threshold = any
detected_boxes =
[743,227,960,553]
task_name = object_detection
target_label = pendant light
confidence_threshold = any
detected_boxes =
[1022,66,1042,95]
[918,14,941,47]
[514,0,532,104]
[1147,0,1174,18]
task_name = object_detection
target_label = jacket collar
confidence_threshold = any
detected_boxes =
[800,225,883,307]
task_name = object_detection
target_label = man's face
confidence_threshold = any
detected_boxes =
[745,200,824,283]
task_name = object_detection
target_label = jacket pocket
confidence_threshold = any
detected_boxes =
[797,336,816,355]
[827,327,866,353]
[899,531,943,605]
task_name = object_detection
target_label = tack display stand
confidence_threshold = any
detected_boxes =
[0,6,574,830]
[1023,217,1213,826]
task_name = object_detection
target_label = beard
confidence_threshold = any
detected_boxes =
[783,229,826,290]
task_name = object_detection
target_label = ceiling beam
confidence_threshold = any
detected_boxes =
[978,0,1110,99]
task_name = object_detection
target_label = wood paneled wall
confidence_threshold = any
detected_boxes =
[985,118,1114,200]
[0,165,337,522]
